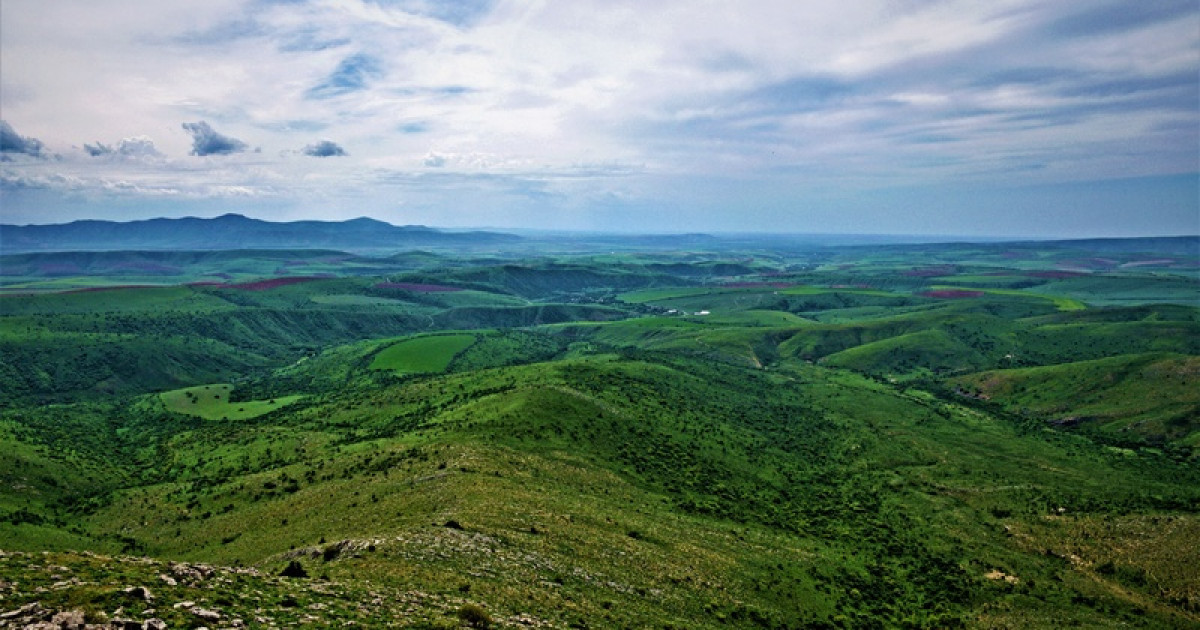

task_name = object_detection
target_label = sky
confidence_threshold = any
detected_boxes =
[1,0,1197,237]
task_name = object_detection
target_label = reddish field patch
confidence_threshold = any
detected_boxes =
[38,263,84,275]
[920,290,985,299]
[228,276,329,291]
[375,282,464,293]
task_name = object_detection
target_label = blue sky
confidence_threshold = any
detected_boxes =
[1,0,1197,237]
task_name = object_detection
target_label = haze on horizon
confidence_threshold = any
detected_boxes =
[1,1,1197,238]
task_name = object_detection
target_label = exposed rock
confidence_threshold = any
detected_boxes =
[168,562,213,582]
[123,586,154,602]
[192,608,221,623]
[142,619,168,630]
[984,569,1021,585]
[109,618,143,630]
[1,602,46,620]
[49,609,85,628]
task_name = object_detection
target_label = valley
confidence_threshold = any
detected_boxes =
[1,233,1197,628]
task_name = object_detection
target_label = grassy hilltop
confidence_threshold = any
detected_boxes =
[0,235,1197,628]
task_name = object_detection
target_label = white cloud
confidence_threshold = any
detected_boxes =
[1,0,1195,233]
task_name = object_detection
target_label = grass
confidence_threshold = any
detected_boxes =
[369,334,478,374]
[160,384,304,421]
[619,287,734,303]
[1,238,1197,628]
[779,285,903,298]
[58,351,1198,628]
[949,353,1200,443]
[308,294,414,307]
[930,284,1088,311]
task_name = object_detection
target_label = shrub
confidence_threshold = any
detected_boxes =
[457,603,492,629]
[279,560,308,578]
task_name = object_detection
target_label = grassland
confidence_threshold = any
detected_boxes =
[160,384,305,421]
[0,236,1196,628]
[929,284,1088,310]
[949,353,1200,443]
[369,334,479,374]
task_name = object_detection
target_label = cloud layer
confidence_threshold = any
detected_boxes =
[84,136,164,160]
[302,140,347,157]
[181,121,248,156]
[0,120,46,158]
[0,0,1196,236]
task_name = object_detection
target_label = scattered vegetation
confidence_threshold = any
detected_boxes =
[0,236,1196,628]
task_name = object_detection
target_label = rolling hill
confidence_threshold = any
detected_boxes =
[0,234,1196,628]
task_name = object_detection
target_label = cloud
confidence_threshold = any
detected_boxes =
[278,28,351,53]
[1042,0,1197,38]
[1,1,1196,235]
[83,136,164,160]
[82,142,111,157]
[394,0,496,28]
[0,121,47,158]
[181,121,248,156]
[302,140,348,157]
[307,53,383,99]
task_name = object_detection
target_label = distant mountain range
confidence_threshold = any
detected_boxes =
[0,214,521,252]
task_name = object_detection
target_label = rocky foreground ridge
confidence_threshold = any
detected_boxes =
[0,549,523,629]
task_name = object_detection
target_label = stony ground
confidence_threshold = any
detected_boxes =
[0,549,518,629]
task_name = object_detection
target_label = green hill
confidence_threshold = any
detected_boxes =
[950,353,1200,445]
[0,237,1197,628]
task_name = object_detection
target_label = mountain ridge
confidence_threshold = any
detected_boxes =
[0,213,520,252]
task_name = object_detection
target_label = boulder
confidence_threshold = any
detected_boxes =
[49,609,85,629]
[123,586,154,602]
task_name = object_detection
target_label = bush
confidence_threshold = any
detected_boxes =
[279,560,308,578]
[457,603,492,629]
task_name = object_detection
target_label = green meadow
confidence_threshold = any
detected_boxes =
[370,334,478,374]
[160,384,305,421]
[0,237,1197,628]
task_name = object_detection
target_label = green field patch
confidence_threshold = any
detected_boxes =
[779,286,902,298]
[309,294,413,307]
[1033,274,1200,306]
[160,384,304,421]
[425,290,530,308]
[618,287,729,303]
[930,285,1087,311]
[821,328,985,376]
[369,334,477,374]
[707,310,810,326]
[611,316,710,329]
[0,285,232,315]
[951,353,1200,444]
